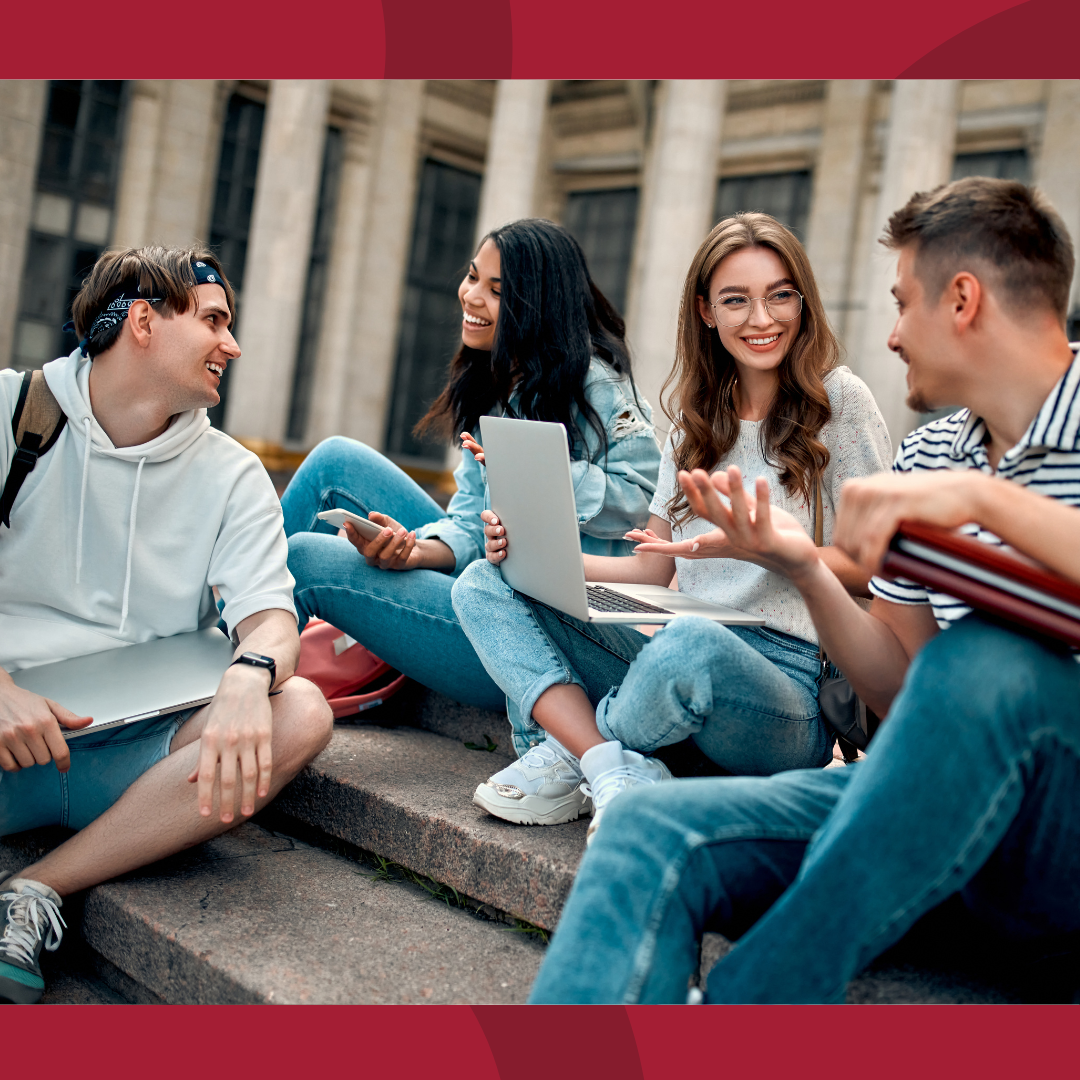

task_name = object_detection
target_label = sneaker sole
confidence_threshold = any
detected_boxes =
[473,783,592,825]
[0,962,44,1004]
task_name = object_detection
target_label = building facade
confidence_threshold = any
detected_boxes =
[2,79,1079,474]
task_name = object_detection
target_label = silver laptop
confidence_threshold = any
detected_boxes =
[11,628,236,740]
[479,415,766,627]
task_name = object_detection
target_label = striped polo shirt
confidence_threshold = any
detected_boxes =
[869,345,1080,629]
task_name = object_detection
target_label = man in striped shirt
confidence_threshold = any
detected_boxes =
[528,177,1080,1004]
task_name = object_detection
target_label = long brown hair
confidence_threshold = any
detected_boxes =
[662,213,837,526]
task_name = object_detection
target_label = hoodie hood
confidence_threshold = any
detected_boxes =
[43,349,211,465]
[42,349,212,631]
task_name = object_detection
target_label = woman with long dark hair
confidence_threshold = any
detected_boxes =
[453,213,892,838]
[281,218,661,711]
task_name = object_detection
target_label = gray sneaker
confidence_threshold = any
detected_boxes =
[473,736,592,825]
[0,878,65,1004]
[583,749,673,846]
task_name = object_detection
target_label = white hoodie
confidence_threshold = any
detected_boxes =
[0,350,296,671]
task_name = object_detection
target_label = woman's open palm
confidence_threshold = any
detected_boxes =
[677,466,819,578]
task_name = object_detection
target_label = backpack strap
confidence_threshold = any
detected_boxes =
[1,370,68,528]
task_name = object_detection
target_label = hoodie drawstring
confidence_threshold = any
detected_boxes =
[75,418,91,584]
[118,457,145,635]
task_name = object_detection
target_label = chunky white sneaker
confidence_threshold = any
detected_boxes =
[473,737,592,825]
[582,747,673,846]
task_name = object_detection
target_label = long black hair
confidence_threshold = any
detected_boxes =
[416,218,635,460]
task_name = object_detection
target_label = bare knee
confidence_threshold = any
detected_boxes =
[273,676,333,768]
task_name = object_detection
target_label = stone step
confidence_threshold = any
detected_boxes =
[278,692,1070,1003]
[274,714,586,931]
[3,821,544,1004]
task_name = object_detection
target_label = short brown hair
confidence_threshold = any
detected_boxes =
[70,246,236,358]
[882,177,1075,321]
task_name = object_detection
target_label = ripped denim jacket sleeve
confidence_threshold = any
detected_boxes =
[569,362,661,540]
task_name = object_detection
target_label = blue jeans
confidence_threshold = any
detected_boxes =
[528,615,1080,1003]
[282,438,504,711]
[0,709,191,836]
[452,558,831,767]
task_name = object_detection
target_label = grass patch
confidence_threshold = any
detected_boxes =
[357,854,547,942]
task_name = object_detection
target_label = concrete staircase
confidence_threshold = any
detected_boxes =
[5,684,1071,1004]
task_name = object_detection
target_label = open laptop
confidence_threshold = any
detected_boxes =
[479,415,766,627]
[11,628,236,740]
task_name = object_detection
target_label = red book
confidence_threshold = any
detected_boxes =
[881,521,1080,648]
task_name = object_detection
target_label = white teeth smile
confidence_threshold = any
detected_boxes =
[207,362,224,376]
[745,335,780,346]
[463,313,491,326]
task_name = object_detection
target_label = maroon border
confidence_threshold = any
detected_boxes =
[6,0,1079,1069]
[4,0,1078,78]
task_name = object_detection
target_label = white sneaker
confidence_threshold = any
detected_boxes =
[582,746,673,846]
[473,737,592,825]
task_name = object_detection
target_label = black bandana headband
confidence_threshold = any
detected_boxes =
[66,260,226,357]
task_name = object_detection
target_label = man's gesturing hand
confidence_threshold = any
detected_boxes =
[0,677,93,772]
[187,664,273,822]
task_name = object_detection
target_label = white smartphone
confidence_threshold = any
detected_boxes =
[317,508,387,541]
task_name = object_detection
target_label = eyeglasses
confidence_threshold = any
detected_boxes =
[710,288,803,327]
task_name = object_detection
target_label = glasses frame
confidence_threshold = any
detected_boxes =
[709,289,804,328]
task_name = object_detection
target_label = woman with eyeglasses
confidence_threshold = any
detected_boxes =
[452,213,892,839]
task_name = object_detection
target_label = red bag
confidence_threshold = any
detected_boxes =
[296,619,406,719]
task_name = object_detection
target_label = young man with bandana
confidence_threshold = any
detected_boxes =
[529,178,1080,1004]
[0,246,333,1003]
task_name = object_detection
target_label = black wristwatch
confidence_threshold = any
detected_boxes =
[230,651,276,692]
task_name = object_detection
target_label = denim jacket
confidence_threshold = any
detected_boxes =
[416,358,661,572]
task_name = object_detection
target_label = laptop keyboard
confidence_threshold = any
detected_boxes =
[586,585,673,616]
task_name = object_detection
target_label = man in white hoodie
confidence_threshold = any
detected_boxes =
[0,246,333,1003]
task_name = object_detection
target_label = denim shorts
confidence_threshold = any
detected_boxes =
[0,708,195,837]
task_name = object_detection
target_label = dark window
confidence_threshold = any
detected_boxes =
[951,149,1030,182]
[206,93,266,429]
[563,187,639,316]
[13,81,127,371]
[287,127,345,443]
[386,159,482,462]
[715,170,813,239]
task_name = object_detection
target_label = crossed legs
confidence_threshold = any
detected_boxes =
[8,677,332,897]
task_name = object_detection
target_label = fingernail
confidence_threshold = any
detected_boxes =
[200,807,211,816]
[692,542,700,551]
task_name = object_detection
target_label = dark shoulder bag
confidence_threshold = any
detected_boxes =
[814,481,869,761]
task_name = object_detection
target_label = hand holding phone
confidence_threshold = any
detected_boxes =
[316,508,386,540]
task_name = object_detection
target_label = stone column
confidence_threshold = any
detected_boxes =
[804,80,874,343]
[339,80,425,450]
[1035,80,1080,320]
[112,81,166,249]
[0,81,47,370]
[149,81,224,247]
[474,80,549,241]
[625,80,727,431]
[856,80,959,444]
[224,80,330,443]
[305,123,374,446]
